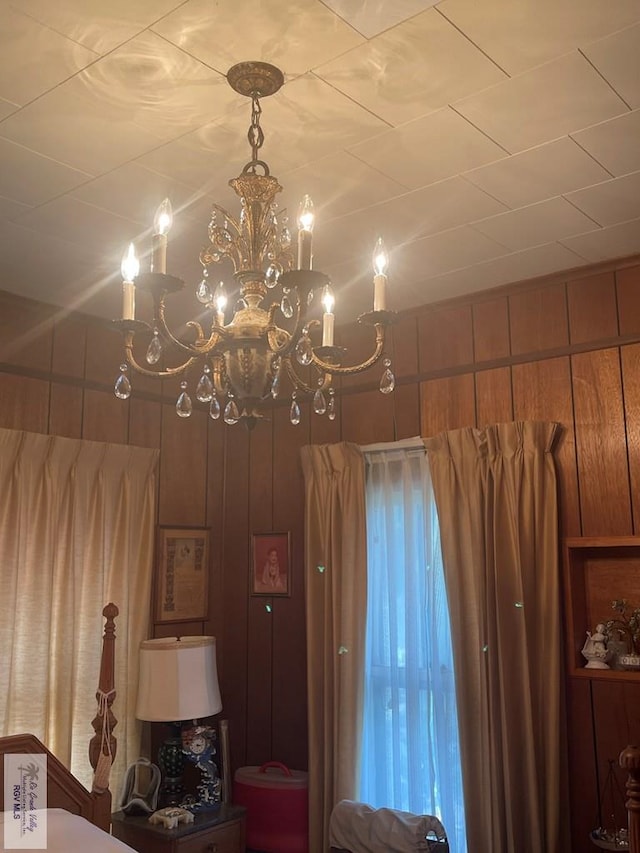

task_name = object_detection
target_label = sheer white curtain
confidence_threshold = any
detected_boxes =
[360,440,467,853]
[0,427,158,792]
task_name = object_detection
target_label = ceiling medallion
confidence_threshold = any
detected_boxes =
[112,61,396,429]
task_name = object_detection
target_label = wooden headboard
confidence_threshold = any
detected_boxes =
[0,603,118,833]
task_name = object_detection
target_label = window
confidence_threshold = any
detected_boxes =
[359,445,467,853]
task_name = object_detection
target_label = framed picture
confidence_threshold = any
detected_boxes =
[251,532,291,597]
[155,526,210,622]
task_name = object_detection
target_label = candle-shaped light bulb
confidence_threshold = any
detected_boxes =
[121,243,139,283]
[297,194,315,270]
[213,281,227,326]
[120,243,139,320]
[321,284,335,347]
[372,237,388,311]
[151,198,172,274]
[298,195,315,233]
[372,237,389,276]
[153,198,173,236]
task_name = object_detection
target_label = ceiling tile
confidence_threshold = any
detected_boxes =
[561,217,640,262]
[565,171,640,226]
[396,225,509,278]
[16,0,184,54]
[320,0,438,38]
[455,52,629,153]
[415,242,588,304]
[0,97,18,120]
[70,161,215,227]
[0,6,97,106]
[0,31,234,174]
[583,23,640,108]
[348,108,506,189]
[135,106,248,192]
[279,152,406,223]
[0,195,31,221]
[316,8,506,126]
[152,0,364,76]
[0,138,92,206]
[572,110,640,177]
[472,196,599,251]
[13,196,143,262]
[463,137,611,208]
[312,176,507,267]
[438,0,640,76]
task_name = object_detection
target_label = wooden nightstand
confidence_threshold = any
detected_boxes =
[111,804,246,853]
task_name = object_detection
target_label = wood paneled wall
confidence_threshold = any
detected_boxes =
[2,254,640,850]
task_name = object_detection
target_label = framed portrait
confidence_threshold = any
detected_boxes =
[155,526,210,622]
[251,532,291,597]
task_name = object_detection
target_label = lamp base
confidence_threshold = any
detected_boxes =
[181,724,222,811]
[157,725,186,807]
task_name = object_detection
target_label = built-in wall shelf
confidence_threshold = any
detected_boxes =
[563,536,640,679]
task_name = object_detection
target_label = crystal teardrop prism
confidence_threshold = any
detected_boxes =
[114,365,131,400]
[224,398,240,425]
[146,332,162,365]
[209,394,221,420]
[327,389,336,421]
[196,279,211,304]
[290,396,301,426]
[380,358,395,395]
[295,336,313,366]
[176,382,193,418]
[271,368,281,399]
[313,389,327,415]
[196,371,214,403]
[281,292,294,319]
[266,264,278,288]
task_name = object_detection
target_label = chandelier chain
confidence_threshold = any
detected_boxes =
[247,95,265,166]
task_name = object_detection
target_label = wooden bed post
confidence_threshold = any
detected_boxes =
[620,744,640,853]
[89,603,119,827]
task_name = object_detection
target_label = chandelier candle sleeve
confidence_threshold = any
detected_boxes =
[120,243,139,320]
[297,195,314,270]
[151,198,173,274]
[322,285,335,347]
[372,238,389,312]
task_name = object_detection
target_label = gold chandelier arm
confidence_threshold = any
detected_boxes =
[123,338,198,379]
[153,303,227,356]
[282,357,333,396]
[310,324,387,375]
[265,296,309,358]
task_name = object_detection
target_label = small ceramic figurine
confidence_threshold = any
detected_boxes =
[148,807,194,829]
[582,623,611,669]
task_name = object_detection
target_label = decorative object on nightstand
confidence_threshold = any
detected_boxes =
[606,599,640,670]
[582,624,611,669]
[136,636,222,808]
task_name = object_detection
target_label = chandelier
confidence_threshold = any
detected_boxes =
[112,61,396,429]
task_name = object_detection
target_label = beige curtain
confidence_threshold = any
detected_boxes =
[300,442,367,853]
[0,427,158,794]
[425,422,567,853]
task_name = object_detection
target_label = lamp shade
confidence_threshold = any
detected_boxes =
[136,636,222,722]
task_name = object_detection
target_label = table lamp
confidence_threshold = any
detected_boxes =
[136,636,222,808]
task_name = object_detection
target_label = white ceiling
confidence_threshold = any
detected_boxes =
[1,0,640,324]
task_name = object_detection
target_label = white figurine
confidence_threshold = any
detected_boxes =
[582,623,611,669]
